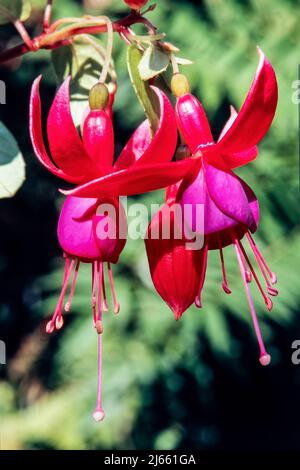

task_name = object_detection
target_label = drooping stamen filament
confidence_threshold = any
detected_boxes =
[93,333,105,422]
[65,259,80,312]
[235,240,251,283]
[234,240,271,366]
[46,256,75,333]
[102,267,108,312]
[195,243,208,308]
[92,261,98,325]
[237,241,273,311]
[107,262,120,314]
[218,239,232,294]
[97,262,103,322]
[246,232,278,294]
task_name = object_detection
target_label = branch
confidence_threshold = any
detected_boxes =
[0,11,157,65]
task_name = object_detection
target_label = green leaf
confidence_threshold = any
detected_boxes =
[138,45,170,81]
[0,122,25,198]
[0,0,31,25]
[51,35,116,127]
[127,45,160,135]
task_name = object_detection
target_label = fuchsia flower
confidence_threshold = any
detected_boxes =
[29,75,197,420]
[147,48,278,366]
[145,184,204,320]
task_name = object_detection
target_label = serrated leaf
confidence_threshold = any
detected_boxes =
[51,35,116,127]
[0,0,31,25]
[138,45,170,81]
[127,45,160,135]
[0,122,25,198]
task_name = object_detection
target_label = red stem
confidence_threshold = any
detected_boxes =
[0,11,153,64]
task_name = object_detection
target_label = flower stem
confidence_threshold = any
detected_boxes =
[99,17,114,84]
[43,0,53,31]
[13,20,37,51]
[0,10,158,64]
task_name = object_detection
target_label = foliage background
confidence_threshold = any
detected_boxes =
[0,0,299,450]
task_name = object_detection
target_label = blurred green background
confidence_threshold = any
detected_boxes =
[0,0,299,450]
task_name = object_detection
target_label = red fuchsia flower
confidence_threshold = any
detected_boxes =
[154,48,278,366]
[29,75,198,420]
[145,183,204,321]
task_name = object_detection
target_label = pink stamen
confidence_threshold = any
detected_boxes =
[218,240,232,294]
[65,259,80,312]
[246,233,278,296]
[195,243,208,308]
[235,241,251,283]
[93,333,105,422]
[234,241,271,366]
[246,232,277,285]
[46,257,75,333]
[107,262,120,314]
[92,261,98,324]
[97,262,103,322]
[237,241,273,311]
[102,268,108,312]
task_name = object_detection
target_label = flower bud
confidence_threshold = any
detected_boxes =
[171,74,190,98]
[89,83,110,110]
[123,0,149,10]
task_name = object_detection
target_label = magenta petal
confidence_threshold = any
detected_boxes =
[175,93,214,154]
[60,158,200,198]
[179,168,240,235]
[83,110,114,174]
[58,196,102,260]
[204,164,257,232]
[114,86,177,171]
[47,77,99,179]
[217,48,278,155]
[29,76,81,183]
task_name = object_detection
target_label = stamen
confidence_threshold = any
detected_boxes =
[65,259,80,312]
[97,262,103,322]
[46,257,75,333]
[195,243,208,308]
[235,241,251,283]
[237,241,273,311]
[246,233,278,296]
[92,261,98,325]
[107,262,120,314]
[93,333,105,422]
[246,232,277,284]
[102,273,108,312]
[218,239,232,294]
[234,241,271,366]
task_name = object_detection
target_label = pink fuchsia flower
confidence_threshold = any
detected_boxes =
[30,76,198,420]
[172,48,278,365]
